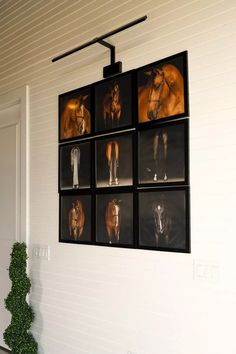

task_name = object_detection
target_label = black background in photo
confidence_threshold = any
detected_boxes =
[96,193,133,244]
[139,123,185,183]
[139,190,186,249]
[96,134,133,187]
[60,142,91,190]
[95,74,132,132]
[138,55,184,88]
[60,195,91,241]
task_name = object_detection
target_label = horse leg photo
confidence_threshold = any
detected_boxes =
[113,159,118,185]
[164,233,169,245]
[109,160,113,186]
[153,132,159,181]
[71,147,80,189]
[103,109,107,129]
[154,232,160,247]
[106,226,112,244]
[106,142,112,186]
[116,105,121,126]
[107,142,119,185]
[78,225,84,239]
[114,142,119,185]
[111,110,115,128]
[162,130,168,181]
[114,226,120,242]
[110,155,118,185]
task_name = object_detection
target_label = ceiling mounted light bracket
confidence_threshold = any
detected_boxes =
[97,39,121,78]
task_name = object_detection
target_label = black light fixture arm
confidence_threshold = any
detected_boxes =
[52,15,147,78]
[52,15,147,63]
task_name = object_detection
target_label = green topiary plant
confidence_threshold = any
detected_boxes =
[4,242,38,354]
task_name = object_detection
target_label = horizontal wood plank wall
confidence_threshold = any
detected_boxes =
[1,0,236,353]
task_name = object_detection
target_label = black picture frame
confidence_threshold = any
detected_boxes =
[59,192,93,244]
[59,141,92,192]
[95,189,134,248]
[94,72,134,134]
[137,186,190,253]
[58,51,190,253]
[95,131,134,189]
[138,119,189,186]
[59,84,93,143]
[137,51,189,127]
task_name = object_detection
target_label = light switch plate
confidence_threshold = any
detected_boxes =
[32,245,50,261]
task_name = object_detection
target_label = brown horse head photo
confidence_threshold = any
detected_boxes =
[59,87,91,141]
[96,193,133,246]
[103,83,122,128]
[60,195,91,243]
[68,200,85,240]
[139,189,188,251]
[105,199,122,244]
[138,52,188,123]
[95,74,132,133]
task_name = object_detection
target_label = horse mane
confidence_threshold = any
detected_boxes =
[61,98,77,139]
[162,64,184,95]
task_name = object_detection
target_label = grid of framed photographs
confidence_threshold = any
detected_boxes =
[58,51,190,253]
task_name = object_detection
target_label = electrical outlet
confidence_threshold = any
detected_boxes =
[193,259,220,283]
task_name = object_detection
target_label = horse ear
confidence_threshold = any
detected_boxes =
[144,70,153,76]
[82,95,88,102]
[153,68,164,76]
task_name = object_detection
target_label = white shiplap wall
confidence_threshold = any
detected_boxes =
[1,1,236,353]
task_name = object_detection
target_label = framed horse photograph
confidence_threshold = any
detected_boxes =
[138,119,189,186]
[59,141,91,192]
[59,193,92,244]
[95,191,134,247]
[138,187,190,253]
[95,132,134,188]
[94,72,133,134]
[137,51,189,126]
[59,84,92,143]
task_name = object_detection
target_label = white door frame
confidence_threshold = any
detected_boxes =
[0,86,29,244]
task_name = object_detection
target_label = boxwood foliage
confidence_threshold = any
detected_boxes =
[4,242,38,354]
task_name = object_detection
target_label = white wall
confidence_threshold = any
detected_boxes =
[1,1,236,353]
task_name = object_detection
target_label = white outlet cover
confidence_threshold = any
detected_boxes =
[193,259,220,283]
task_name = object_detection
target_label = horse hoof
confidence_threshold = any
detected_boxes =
[153,174,158,181]
[164,174,168,181]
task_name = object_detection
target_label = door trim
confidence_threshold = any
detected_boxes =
[0,86,29,244]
